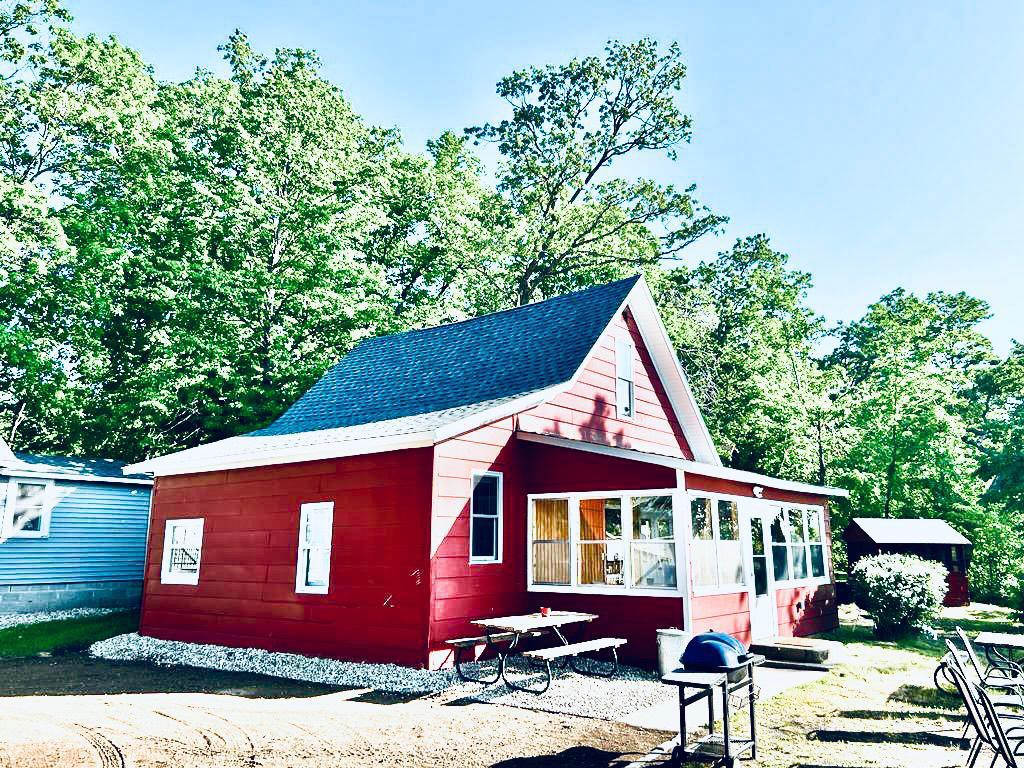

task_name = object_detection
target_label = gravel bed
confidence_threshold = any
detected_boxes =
[90,633,673,719]
[0,607,121,632]
[90,633,461,693]
[453,655,673,722]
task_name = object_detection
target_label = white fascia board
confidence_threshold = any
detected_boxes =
[622,278,722,466]
[0,468,153,486]
[433,384,568,443]
[124,431,435,477]
[515,431,848,498]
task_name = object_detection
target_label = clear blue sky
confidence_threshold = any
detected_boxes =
[69,1,1023,354]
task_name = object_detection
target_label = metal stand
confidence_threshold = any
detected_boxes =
[662,656,764,767]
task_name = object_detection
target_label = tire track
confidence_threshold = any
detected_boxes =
[67,724,127,768]
[183,706,258,766]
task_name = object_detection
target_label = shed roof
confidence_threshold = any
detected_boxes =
[847,517,971,546]
[1,452,152,485]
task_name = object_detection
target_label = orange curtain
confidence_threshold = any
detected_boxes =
[532,499,569,585]
[578,499,607,584]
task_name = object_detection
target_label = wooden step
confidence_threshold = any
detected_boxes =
[750,637,830,665]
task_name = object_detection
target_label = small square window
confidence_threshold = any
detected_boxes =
[161,518,204,585]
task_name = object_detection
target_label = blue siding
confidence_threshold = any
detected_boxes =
[0,480,151,585]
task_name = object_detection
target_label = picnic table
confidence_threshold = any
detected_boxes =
[448,611,626,693]
[974,631,1024,669]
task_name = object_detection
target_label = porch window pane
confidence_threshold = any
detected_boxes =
[788,509,805,543]
[791,544,808,579]
[806,510,822,543]
[691,498,713,540]
[578,498,623,586]
[771,509,790,580]
[532,498,569,585]
[718,500,739,541]
[810,544,826,577]
[631,542,677,589]
[633,496,673,540]
[718,539,745,586]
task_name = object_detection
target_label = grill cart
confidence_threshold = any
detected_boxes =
[661,632,765,767]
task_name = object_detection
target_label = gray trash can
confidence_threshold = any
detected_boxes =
[656,628,692,676]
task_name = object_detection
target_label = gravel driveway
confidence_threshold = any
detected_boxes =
[0,655,668,767]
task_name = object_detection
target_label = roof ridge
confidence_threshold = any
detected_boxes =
[358,274,642,348]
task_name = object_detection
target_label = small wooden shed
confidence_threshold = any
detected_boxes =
[844,517,972,606]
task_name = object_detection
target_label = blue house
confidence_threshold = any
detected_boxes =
[0,438,153,614]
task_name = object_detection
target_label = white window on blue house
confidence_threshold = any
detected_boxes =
[2,478,53,539]
[296,502,333,594]
[161,518,204,585]
[615,336,635,419]
[469,471,502,564]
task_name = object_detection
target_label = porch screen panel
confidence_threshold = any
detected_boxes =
[788,509,808,579]
[532,499,569,585]
[807,510,826,577]
[771,509,790,580]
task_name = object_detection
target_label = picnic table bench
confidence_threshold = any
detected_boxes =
[447,611,626,693]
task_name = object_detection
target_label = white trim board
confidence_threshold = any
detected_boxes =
[0,469,152,486]
[515,431,849,498]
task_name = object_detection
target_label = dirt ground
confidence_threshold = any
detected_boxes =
[0,655,667,768]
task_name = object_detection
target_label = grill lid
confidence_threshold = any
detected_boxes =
[680,631,751,671]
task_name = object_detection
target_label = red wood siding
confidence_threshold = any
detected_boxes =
[140,449,434,666]
[518,309,694,459]
[691,593,752,644]
[428,418,528,668]
[945,572,970,607]
[521,441,677,494]
[775,583,839,636]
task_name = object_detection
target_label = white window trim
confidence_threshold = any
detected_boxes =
[296,501,334,595]
[768,504,831,588]
[1,477,55,540]
[469,471,503,564]
[160,518,204,585]
[615,336,636,420]
[526,488,684,597]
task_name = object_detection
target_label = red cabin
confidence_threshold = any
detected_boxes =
[128,276,847,668]
[843,517,972,607]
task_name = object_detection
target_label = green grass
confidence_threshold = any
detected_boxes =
[0,611,138,657]
[729,602,1021,768]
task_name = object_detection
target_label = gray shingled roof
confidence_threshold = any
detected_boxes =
[254,275,641,437]
[3,452,152,482]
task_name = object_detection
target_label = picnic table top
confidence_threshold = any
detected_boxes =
[975,631,1024,649]
[471,611,598,633]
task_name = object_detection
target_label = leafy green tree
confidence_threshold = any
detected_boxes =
[467,39,724,305]
[653,235,829,480]
[825,289,995,532]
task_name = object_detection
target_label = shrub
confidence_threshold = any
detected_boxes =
[849,553,948,639]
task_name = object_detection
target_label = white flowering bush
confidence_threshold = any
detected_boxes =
[849,553,948,639]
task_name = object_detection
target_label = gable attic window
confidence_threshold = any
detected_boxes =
[161,518,203,585]
[296,501,334,594]
[615,336,636,419]
[470,471,503,563]
[1,479,54,539]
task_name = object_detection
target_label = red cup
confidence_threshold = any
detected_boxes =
[540,606,551,617]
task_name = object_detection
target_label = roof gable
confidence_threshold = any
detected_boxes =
[255,276,640,436]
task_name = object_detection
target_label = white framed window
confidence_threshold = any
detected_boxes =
[296,502,334,594]
[160,518,204,585]
[1,478,54,540]
[615,336,635,419]
[690,496,747,592]
[470,471,502,564]
[528,490,681,595]
[770,506,828,584]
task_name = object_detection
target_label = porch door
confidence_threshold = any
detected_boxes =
[745,506,777,641]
